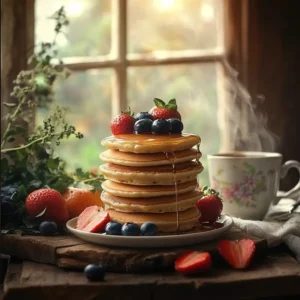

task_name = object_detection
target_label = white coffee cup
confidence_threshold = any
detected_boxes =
[207,152,300,220]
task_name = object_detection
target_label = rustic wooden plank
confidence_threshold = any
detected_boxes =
[3,253,300,300]
[0,234,86,265]
[1,229,267,273]
[56,230,267,272]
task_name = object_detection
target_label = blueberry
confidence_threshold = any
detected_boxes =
[140,222,158,236]
[134,119,153,134]
[105,221,122,235]
[84,264,105,281]
[1,201,15,215]
[135,112,153,121]
[167,118,183,133]
[151,119,171,134]
[121,222,140,236]
[39,221,57,236]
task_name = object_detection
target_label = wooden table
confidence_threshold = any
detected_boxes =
[2,245,300,300]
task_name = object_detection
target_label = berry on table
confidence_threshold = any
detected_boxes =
[151,119,171,134]
[175,251,212,275]
[218,239,256,269]
[167,118,183,134]
[140,222,158,236]
[149,98,181,120]
[105,221,122,235]
[134,119,153,134]
[39,221,57,236]
[84,264,105,281]
[135,112,154,121]
[121,222,140,236]
[110,107,135,135]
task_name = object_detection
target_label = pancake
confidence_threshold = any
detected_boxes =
[99,161,203,185]
[107,207,200,232]
[102,190,202,213]
[101,133,201,153]
[100,149,201,167]
[101,179,198,198]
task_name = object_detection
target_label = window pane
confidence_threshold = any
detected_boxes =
[35,0,111,57]
[128,63,221,186]
[36,69,112,172]
[128,0,222,54]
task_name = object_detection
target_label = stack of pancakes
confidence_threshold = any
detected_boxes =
[99,133,203,232]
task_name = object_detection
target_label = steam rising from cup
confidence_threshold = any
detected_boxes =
[219,61,279,152]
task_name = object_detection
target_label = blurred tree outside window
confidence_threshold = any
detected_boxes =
[35,0,224,186]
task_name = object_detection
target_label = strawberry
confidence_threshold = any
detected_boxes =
[110,107,135,135]
[77,205,110,233]
[25,189,69,225]
[175,251,212,275]
[218,239,256,269]
[149,98,181,120]
[196,186,223,223]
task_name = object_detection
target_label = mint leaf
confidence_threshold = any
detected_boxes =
[47,157,60,170]
[153,98,166,108]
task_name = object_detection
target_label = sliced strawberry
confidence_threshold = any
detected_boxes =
[77,206,110,233]
[218,239,256,269]
[149,98,181,120]
[175,251,212,275]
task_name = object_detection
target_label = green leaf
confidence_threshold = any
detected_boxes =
[7,137,15,143]
[47,157,60,170]
[26,180,43,194]
[3,130,16,139]
[51,175,74,193]
[165,98,177,110]
[15,125,27,134]
[12,185,27,202]
[4,102,17,107]
[153,98,166,108]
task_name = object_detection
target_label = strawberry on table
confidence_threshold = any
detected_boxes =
[218,239,256,269]
[77,205,110,233]
[196,186,223,223]
[175,251,212,275]
[149,98,181,120]
[110,107,135,135]
[25,189,69,225]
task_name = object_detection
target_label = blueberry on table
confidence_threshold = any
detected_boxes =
[84,264,105,281]
[151,119,171,134]
[121,222,140,236]
[39,221,57,236]
[167,118,183,134]
[140,222,158,236]
[135,112,154,121]
[134,119,153,134]
[105,221,122,235]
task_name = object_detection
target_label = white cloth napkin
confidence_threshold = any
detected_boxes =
[232,198,300,262]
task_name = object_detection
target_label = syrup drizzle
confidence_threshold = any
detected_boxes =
[165,151,179,232]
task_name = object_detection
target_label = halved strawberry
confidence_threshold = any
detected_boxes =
[110,107,135,135]
[149,98,181,120]
[218,239,256,269]
[77,206,110,233]
[175,251,212,275]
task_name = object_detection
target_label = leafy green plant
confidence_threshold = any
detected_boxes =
[1,7,104,231]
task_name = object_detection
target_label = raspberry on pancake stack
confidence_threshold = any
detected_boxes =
[99,99,204,233]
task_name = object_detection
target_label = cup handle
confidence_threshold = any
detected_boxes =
[275,160,300,204]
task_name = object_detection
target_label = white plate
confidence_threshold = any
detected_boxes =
[66,215,233,248]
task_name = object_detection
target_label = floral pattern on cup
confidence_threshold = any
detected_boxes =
[211,162,273,208]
